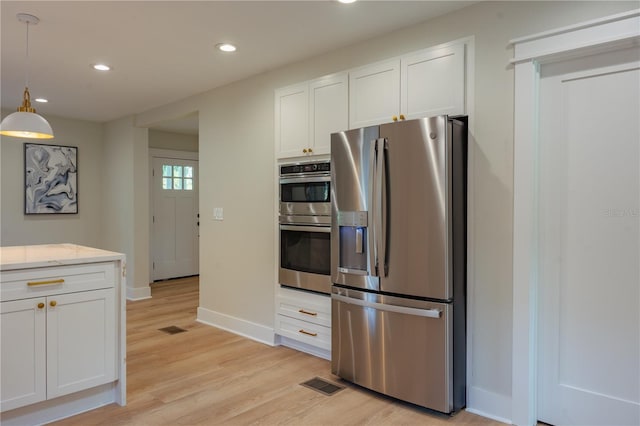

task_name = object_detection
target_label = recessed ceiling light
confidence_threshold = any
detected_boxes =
[338,0,357,3]
[93,64,111,71]
[35,98,48,103]
[216,43,237,53]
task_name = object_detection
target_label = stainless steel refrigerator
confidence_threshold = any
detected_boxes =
[330,115,467,413]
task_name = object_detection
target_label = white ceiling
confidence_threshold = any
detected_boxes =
[1,1,474,134]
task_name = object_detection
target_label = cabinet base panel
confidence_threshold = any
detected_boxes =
[276,335,331,360]
[0,382,121,426]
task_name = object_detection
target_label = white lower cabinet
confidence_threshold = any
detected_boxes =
[0,298,47,411]
[47,289,116,400]
[0,257,121,420]
[1,288,116,412]
[275,288,331,358]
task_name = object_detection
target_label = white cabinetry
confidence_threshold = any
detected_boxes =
[275,287,331,359]
[349,42,466,128]
[1,288,115,412]
[47,288,115,399]
[0,298,46,411]
[0,245,125,426]
[275,83,309,159]
[309,73,348,156]
[349,59,401,129]
[275,73,348,159]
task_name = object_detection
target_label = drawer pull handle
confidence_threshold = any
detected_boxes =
[298,309,318,316]
[299,329,317,337]
[27,278,65,287]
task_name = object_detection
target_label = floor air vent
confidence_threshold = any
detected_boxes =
[300,377,345,396]
[158,325,187,335]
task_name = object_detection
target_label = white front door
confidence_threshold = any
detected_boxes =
[152,156,199,280]
[537,47,640,425]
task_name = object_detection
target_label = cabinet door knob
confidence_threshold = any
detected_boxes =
[399,114,406,120]
[50,300,57,307]
[302,148,308,154]
[37,302,45,309]
[392,115,398,122]
[308,147,313,153]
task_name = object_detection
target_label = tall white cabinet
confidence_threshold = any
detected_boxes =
[0,244,126,426]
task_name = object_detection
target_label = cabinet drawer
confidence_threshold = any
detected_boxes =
[276,295,331,327]
[276,315,331,351]
[0,262,115,302]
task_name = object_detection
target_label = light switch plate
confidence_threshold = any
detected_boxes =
[213,207,224,221]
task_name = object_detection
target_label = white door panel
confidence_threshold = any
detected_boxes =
[538,48,640,425]
[153,157,199,280]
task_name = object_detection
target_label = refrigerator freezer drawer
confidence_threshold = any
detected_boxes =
[331,293,453,413]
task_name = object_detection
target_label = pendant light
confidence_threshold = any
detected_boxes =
[0,13,54,139]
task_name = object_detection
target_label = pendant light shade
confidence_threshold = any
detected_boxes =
[0,13,54,140]
[0,88,54,139]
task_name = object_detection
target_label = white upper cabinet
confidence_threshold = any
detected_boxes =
[309,73,348,156]
[276,73,348,159]
[275,83,309,159]
[349,59,401,129]
[275,40,469,157]
[401,43,465,119]
[349,41,466,128]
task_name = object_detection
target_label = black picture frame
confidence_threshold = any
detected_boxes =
[24,143,78,214]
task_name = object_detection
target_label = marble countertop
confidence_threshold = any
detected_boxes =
[0,243,125,271]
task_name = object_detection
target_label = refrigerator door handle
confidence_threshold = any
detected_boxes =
[332,294,442,318]
[378,138,388,277]
[368,139,378,276]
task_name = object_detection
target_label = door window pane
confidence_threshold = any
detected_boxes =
[163,178,172,190]
[184,166,193,178]
[173,178,183,190]
[173,166,183,178]
[184,179,193,190]
[162,165,172,177]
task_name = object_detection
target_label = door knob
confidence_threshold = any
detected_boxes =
[399,114,406,120]
[392,115,398,122]
[50,300,57,307]
[37,302,45,309]
[303,148,308,154]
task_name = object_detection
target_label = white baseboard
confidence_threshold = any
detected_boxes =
[197,306,276,347]
[467,385,513,424]
[126,285,151,301]
[0,383,118,426]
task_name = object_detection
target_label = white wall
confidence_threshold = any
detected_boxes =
[102,116,150,299]
[148,129,198,152]
[0,110,104,247]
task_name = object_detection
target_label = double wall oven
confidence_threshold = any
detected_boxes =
[279,161,331,294]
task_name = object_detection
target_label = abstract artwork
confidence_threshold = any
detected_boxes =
[24,143,78,214]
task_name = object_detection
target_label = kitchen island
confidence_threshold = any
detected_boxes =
[0,244,126,425]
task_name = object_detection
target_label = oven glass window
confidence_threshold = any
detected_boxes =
[280,228,330,275]
[281,182,330,203]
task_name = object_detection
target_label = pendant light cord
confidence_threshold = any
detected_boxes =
[25,19,30,88]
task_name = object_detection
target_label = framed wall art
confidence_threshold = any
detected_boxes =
[24,143,78,214]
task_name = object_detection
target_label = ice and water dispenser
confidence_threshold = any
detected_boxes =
[337,211,369,275]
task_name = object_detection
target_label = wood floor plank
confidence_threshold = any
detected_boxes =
[51,277,504,426]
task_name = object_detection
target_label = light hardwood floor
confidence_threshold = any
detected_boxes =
[54,277,504,426]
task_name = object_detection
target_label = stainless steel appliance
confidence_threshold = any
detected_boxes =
[330,115,467,413]
[279,160,332,294]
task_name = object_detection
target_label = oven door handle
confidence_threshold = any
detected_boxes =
[279,176,331,184]
[280,225,331,233]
